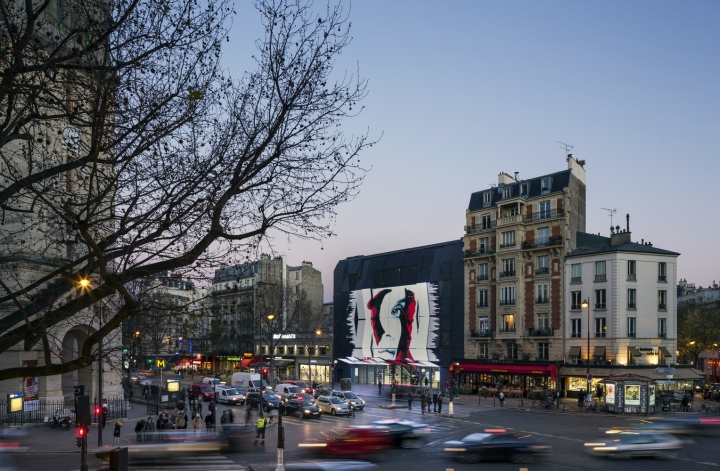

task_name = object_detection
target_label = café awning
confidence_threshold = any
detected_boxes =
[628,347,642,357]
[593,346,606,357]
[658,347,672,357]
[568,346,581,357]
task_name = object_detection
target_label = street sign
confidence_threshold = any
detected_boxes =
[656,367,676,374]
[73,385,85,397]
[587,374,593,380]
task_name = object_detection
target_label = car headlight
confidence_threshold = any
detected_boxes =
[361,400,365,405]
[303,409,310,413]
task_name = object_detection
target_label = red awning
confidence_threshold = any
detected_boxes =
[457,362,557,380]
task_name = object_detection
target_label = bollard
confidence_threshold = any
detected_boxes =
[391,393,396,407]
[448,401,454,415]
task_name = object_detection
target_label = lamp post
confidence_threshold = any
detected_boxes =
[267,314,275,387]
[714,343,719,381]
[581,299,591,401]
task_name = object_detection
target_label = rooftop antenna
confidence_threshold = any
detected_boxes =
[601,207,617,227]
[557,141,574,159]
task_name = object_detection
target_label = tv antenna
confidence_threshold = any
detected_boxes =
[557,141,573,158]
[601,207,617,227]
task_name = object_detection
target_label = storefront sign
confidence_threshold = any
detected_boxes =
[243,352,253,358]
[22,360,39,411]
[226,357,240,361]
[7,392,23,414]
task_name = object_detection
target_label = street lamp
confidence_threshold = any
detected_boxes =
[267,314,275,387]
[581,299,591,402]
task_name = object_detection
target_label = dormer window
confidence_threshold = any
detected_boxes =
[502,187,512,199]
[520,183,529,196]
[483,192,491,207]
[541,177,552,195]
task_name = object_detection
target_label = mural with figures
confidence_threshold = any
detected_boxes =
[347,283,439,362]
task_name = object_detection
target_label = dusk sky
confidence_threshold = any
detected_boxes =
[227,1,720,301]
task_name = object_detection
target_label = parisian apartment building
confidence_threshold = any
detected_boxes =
[563,223,679,368]
[463,156,587,365]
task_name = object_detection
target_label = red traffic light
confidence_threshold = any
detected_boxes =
[95,407,100,414]
[79,427,85,436]
[262,368,268,374]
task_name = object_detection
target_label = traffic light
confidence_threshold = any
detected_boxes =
[95,406,101,415]
[262,368,268,379]
[76,427,86,447]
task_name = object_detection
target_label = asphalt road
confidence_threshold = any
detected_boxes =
[10,390,720,470]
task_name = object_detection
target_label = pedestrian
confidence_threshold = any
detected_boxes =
[578,389,585,407]
[193,412,203,435]
[228,408,235,424]
[254,416,267,445]
[143,385,149,401]
[208,399,215,418]
[378,377,382,395]
[437,393,443,414]
[101,403,108,429]
[204,411,214,432]
[220,410,228,424]
[144,417,155,441]
[407,390,413,410]
[178,398,186,412]
[432,390,438,412]
[420,390,426,414]
[681,394,690,412]
[176,412,186,429]
[445,381,450,395]
[424,377,429,388]
[134,419,145,443]
[113,420,122,446]
[245,404,252,426]
[499,391,505,407]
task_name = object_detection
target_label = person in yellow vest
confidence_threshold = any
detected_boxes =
[254,416,267,445]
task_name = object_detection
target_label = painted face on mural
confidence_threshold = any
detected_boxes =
[368,288,416,360]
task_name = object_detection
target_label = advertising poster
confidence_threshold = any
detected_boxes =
[605,382,615,404]
[22,360,39,411]
[625,384,641,406]
[347,283,439,362]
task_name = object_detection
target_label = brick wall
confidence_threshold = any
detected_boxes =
[525,229,534,244]
[470,239,477,252]
[551,225,561,237]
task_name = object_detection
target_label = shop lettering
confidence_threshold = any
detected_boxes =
[273,333,296,340]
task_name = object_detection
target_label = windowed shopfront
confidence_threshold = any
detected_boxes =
[454,362,558,396]
[298,362,330,385]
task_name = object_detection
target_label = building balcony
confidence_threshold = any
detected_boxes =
[476,302,489,308]
[522,208,564,222]
[594,274,607,282]
[571,276,582,283]
[464,248,494,259]
[595,303,606,309]
[499,241,516,249]
[658,304,667,310]
[628,303,636,309]
[571,333,581,338]
[499,270,516,278]
[470,330,493,338]
[522,236,563,250]
[535,267,549,275]
[659,332,667,339]
[628,332,636,338]
[466,222,495,234]
[528,328,554,337]
[658,275,667,282]
[477,274,489,282]
[499,298,516,306]
[571,304,581,310]
[627,273,636,281]
[497,215,519,226]
[536,297,549,304]
[499,326,516,333]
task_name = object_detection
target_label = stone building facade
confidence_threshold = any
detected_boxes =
[462,157,587,369]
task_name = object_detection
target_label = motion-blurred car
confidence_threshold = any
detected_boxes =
[283,394,321,419]
[443,431,552,464]
[137,370,156,377]
[584,431,683,460]
[371,419,432,448]
[191,383,215,400]
[316,396,351,416]
[246,391,281,412]
[299,426,398,458]
[132,375,153,386]
[635,416,720,437]
[331,391,366,410]
[266,461,379,471]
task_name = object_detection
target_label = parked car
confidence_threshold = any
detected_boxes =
[246,391,281,412]
[216,386,245,405]
[191,383,215,400]
[331,391,365,410]
[316,396,351,416]
[444,431,552,464]
[283,394,321,419]
[703,383,720,400]
[584,431,683,460]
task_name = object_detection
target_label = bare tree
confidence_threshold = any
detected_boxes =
[0,0,372,381]
[678,302,720,366]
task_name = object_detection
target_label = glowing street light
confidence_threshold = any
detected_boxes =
[79,278,90,288]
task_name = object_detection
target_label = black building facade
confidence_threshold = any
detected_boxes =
[333,240,464,387]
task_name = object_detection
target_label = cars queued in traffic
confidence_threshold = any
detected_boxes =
[584,430,683,460]
[443,430,552,464]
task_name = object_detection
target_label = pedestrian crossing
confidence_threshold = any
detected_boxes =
[123,454,244,470]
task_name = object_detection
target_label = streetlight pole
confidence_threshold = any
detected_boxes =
[267,314,275,387]
[581,299,591,402]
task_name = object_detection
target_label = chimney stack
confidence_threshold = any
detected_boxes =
[626,214,630,233]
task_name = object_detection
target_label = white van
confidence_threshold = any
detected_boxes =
[275,383,301,399]
[231,372,267,390]
[216,385,246,405]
